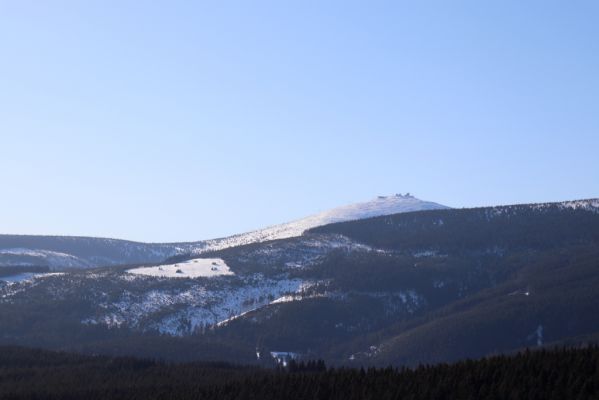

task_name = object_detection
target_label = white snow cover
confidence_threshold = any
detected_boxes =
[193,194,448,253]
[127,258,233,278]
[0,248,92,269]
[82,277,309,335]
[554,199,599,212]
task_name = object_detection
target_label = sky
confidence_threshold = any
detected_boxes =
[1,1,598,242]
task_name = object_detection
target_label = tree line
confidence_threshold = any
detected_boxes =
[0,345,597,399]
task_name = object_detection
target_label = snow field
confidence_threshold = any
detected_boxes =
[127,258,234,278]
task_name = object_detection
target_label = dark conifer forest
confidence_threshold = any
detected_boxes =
[0,345,598,400]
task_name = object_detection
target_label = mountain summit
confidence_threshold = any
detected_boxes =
[196,194,449,252]
[311,193,449,225]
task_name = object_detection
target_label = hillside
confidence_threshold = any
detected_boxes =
[0,198,597,367]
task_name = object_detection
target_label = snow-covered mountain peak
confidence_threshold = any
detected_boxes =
[314,193,447,225]
[195,194,448,253]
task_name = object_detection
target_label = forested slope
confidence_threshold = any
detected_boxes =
[0,346,597,400]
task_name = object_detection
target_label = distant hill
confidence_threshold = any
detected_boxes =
[0,235,194,268]
[0,194,447,268]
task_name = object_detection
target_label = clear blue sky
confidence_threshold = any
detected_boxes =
[1,1,598,242]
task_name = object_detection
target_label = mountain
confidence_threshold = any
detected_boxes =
[0,194,447,269]
[0,197,597,367]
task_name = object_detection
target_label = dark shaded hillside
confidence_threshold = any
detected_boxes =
[0,265,49,277]
[300,201,599,365]
[0,346,597,400]
[206,242,599,366]
[309,201,599,253]
[329,244,599,366]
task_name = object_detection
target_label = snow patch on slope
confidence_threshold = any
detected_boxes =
[83,277,309,335]
[554,199,599,212]
[127,258,233,278]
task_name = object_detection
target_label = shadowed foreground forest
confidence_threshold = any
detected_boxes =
[0,346,597,400]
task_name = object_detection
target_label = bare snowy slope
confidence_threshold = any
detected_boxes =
[0,194,448,268]
[193,194,448,253]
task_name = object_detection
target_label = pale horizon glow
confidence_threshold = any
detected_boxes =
[1,1,598,242]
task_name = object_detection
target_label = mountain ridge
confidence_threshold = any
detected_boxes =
[0,194,447,268]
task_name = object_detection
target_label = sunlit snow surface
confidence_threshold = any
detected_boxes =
[80,276,312,335]
[127,258,234,278]
[193,195,449,253]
